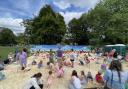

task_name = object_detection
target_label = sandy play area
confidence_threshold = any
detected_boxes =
[0,53,128,89]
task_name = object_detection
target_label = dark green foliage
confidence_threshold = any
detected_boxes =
[24,5,66,44]
[0,28,16,45]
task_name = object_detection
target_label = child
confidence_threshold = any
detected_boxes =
[95,70,104,84]
[38,60,43,69]
[32,60,37,65]
[63,59,72,67]
[69,70,82,89]
[46,71,54,89]
[103,57,107,64]
[87,71,93,83]
[80,71,87,85]
[56,65,64,78]
[84,56,90,64]
[55,62,59,72]
[79,58,85,66]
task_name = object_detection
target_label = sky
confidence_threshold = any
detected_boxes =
[0,0,100,34]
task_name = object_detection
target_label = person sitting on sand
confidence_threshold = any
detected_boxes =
[63,59,72,67]
[32,60,37,65]
[79,58,85,66]
[84,56,90,66]
[56,65,64,78]
[23,72,43,89]
[46,71,54,89]
[69,70,82,89]
[47,62,54,71]
[95,70,104,84]
[37,60,43,69]
[87,71,93,82]
[79,71,87,85]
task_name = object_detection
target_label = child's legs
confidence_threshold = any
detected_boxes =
[71,61,74,67]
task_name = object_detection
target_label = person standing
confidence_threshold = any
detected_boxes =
[22,48,27,68]
[104,60,128,89]
[19,48,27,70]
[70,49,75,68]
[56,47,63,65]
[49,49,54,63]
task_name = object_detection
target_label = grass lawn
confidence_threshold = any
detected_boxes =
[0,46,26,60]
[0,46,16,60]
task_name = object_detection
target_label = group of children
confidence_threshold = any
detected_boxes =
[69,69,104,89]
[32,60,43,69]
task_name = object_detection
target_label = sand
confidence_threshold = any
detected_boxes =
[0,53,128,89]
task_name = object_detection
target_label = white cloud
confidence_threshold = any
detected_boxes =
[54,0,100,9]
[0,18,25,34]
[53,1,71,9]
[60,12,84,24]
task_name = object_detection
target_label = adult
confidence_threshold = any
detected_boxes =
[70,49,75,68]
[19,48,27,70]
[23,72,43,89]
[56,47,63,64]
[69,70,82,89]
[49,49,54,63]
[22,48,27,68]
[103,60,128,89]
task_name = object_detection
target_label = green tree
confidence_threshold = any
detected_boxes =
[16,33,26,45]
[80,0,128,45]
[0,28,16,45]
[68,15,89,45]
[24,5,66,44]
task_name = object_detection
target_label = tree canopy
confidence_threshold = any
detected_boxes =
[68,0,128,45]
[22,0,128,45]
[0,28,16,45]
[24,5,66,44]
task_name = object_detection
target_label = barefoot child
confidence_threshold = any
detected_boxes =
[87,71,93,83]
[80,71,87,85]
[56,65,64,78]
[38,60,43,69]
[46,71,54,89]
